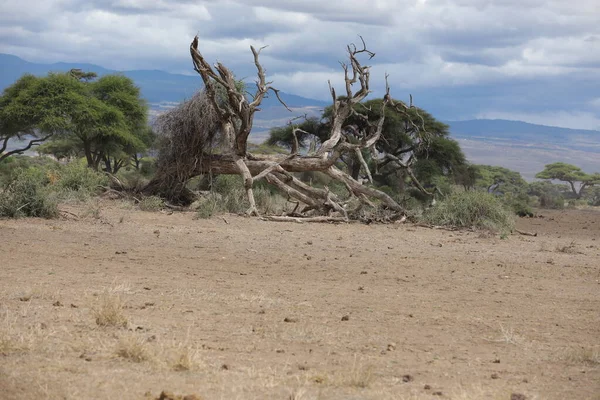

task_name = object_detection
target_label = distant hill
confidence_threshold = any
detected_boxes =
[0,53,327,108]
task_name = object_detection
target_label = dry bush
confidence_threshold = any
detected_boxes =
[169,344,202,371]
[338,356,374,388]
[115,335,151,362]
[138,196,164,212]
[93,293,128,328]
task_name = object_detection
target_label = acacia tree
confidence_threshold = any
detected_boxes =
[145,36,435,220]
[0,73,84,162]
[535,162,600,199]
[267,100,465,194]
[1,71,148,171]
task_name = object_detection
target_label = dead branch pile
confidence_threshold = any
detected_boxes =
[144,91,220,203]
[144,35,429,221]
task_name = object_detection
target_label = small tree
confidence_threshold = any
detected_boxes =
[535,162,600,199]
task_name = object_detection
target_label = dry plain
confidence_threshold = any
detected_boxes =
[1,203,599,400]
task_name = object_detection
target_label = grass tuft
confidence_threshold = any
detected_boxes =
[93,293,128,328]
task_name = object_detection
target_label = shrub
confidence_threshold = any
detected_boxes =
[195,175,287,217]
[138,196,163,212]
[539,193,564,209]
[0,168,58,218]
[54,161,108,196]
[421,190,514,233]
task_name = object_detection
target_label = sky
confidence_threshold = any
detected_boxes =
[1,0,600,129]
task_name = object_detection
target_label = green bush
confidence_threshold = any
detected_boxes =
[194,174,288,217]
[539,193,564,209]
[54,161,108,196]
[0,168,58,218]
[421,190,514,233]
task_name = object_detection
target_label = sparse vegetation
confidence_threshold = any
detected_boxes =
[93,293,128,328]
[0,168,58,218]
[115,335,151,362]
[138,196,164,212]
[422,190,515,233]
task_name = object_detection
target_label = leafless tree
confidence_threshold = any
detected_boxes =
[145,36,426,221]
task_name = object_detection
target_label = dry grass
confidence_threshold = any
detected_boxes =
[341,356,374,388]
[115,335,152,363]
[169,344,202,371]
[0,310,50,355]
[557,346,600,366]
[93,292,128,328]
[483,324,523,345]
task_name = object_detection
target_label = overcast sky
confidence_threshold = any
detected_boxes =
[1,0,599,129]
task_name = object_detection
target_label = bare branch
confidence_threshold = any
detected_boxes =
[0,134,53,163]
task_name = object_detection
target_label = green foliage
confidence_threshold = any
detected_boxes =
[535,162,600,198]
[195,174,287,218]
[0,168,58,218]
[528,180,566,209]
[53,161,108,195]
[0,71,149,171]
[585,186,600,206]
[422,191,515,233]
[475,165,527,194]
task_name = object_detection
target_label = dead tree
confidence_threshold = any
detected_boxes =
[145,36,421,219]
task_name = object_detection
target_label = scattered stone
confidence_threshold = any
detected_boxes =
[387,343,396,351]
[115,251,128,255]
[306,241,313,245]
[221,364,229,370]
[424,384,431,390]
[70,303,78,308]
[283,317,297,323]
[433,391,443,396]
[360,271,368,274]
[143,287,151,290]
[276,349,285,353]
[146,335,157,342]
[402,374,413,382]
[491,373,499,379]
[493,358,501,363]
[52,301,63,307]
[341,315,350,321]
[511,394,527,400]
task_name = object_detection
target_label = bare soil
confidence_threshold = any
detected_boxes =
[1,204,599,400]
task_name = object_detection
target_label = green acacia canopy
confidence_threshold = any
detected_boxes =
[535,162,600,198]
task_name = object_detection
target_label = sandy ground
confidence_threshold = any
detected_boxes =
[0,203,599,400]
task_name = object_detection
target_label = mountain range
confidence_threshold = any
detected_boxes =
[1,53,598,179]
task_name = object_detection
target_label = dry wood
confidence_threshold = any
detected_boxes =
[515,229,537,237]
[144,35,436,220]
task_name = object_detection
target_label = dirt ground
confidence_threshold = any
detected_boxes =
[1,203,599,400]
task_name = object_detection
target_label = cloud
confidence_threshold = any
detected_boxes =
[0,0,598,129]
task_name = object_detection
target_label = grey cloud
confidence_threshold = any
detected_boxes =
[1,0,599,129]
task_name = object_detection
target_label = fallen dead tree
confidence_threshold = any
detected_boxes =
[144,36,433,221]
